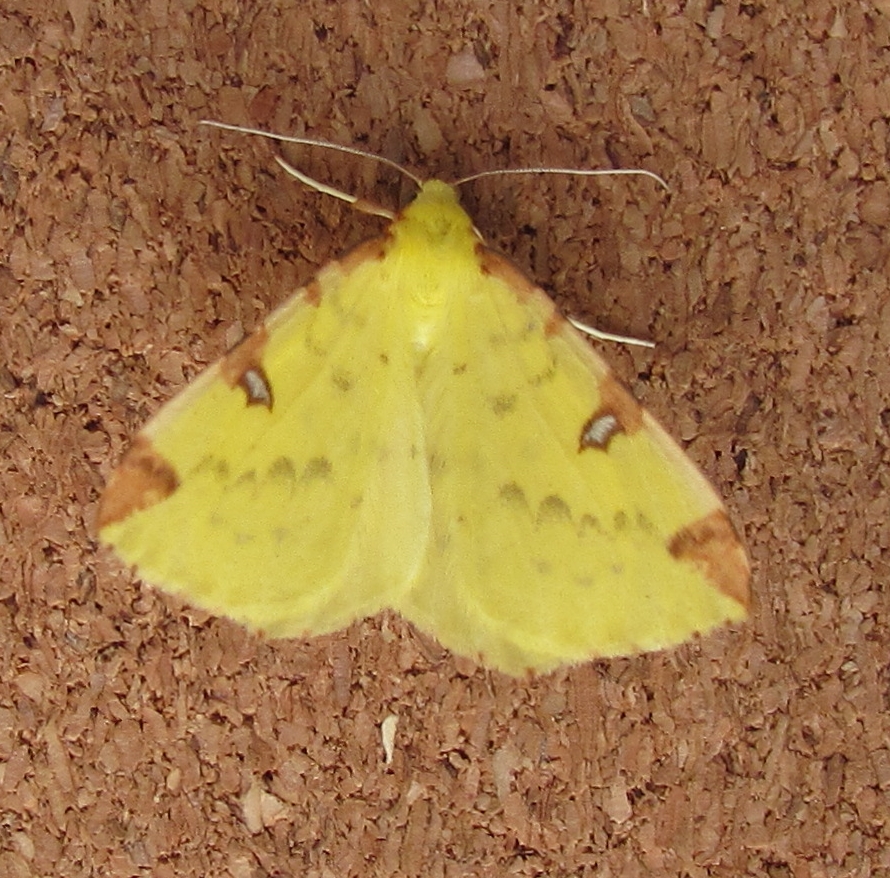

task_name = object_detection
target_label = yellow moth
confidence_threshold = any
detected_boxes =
[99,125,750,676]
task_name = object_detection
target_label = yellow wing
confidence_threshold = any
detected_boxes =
[99,179,749,675]
[99,240,431,636]
[396,229,748,674]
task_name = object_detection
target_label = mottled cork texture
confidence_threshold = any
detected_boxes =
[1,1,888,876]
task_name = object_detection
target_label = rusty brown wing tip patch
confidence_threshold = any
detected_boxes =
[98,436,179,530]
[668,510,751,611]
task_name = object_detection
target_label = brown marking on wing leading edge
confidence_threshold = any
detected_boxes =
[303,278,323,306]
[305,236,387,307]
[98,435,179,529]
[478,246,551,304]
[337,236,389,273]
[668,509,751,610]
[579,374,644,452]
[219,328,274,410]
[544,310,565,337]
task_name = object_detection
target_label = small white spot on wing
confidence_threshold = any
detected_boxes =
[580,411,622,450]
[240,367,273,409]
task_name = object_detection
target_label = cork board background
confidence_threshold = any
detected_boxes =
[1,0,888,875]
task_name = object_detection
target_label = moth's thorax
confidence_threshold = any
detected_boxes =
[388,180,483,349]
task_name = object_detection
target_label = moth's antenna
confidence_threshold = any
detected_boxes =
[454,166,669,190]
[567,318,655,349]
[273,157,396,220]
[200,121,423,186]
[203,122,662,348]
[199,120,419,218]
[453,165,666,350]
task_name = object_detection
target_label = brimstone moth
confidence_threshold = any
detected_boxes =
[99,126,750,676]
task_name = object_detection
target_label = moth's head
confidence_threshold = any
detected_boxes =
[395,180,480,252]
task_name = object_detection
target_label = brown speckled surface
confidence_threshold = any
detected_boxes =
[1,1,888,875]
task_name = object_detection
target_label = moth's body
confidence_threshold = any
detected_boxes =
[370,181,481,348]
[100,179,750,676]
